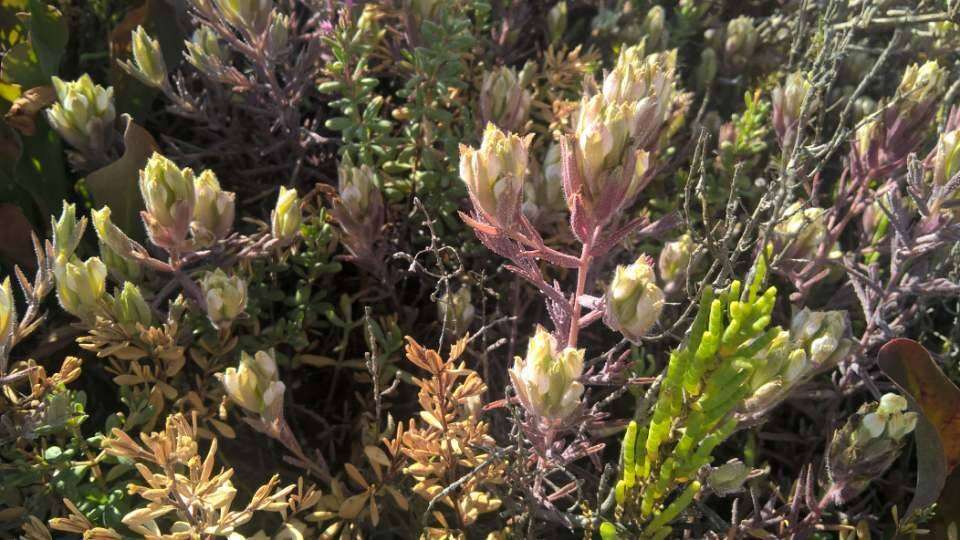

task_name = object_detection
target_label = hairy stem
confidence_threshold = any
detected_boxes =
[567,227,599,347]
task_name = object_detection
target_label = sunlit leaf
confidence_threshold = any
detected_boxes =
[84,114,156,237]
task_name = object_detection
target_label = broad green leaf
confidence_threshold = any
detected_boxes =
[26,0,66,77]
[12,114,66,218]
[84,114,156,237]
[0,203,36,271]
[0,42,45,88]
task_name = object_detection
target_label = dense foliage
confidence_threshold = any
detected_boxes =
[1,0,960,538]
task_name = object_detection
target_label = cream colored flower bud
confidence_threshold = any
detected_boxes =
[140,153,196,250]
[658,234,694,286]
[185,27,225,74]
[113,281,153,328]
[92,207,140,281]
[886,410,918,440]
[55,257,107,320]
[778,72,813,120]
[0,277,16,345]
[215,0,273,32]
[789,307,850,367]
[199,269,247,327]
[602,44,644,104]
[52,201,83,262]
[574,96,631,192]
[271,186,302,242]
[743,380,784,413]
[605,255,665,343]
[809,327,839,364]
[192,170,235,248]
[772,71,815,147]
[508,326,585,423]
[897,61,946,109]
[854,119,879,156]
[773,202,828,262]
[933,129,960,186]
[724,16,757,70]
[222,349,284,419]
[479,66,532,132]
[46,74,115,153]
[130,26,168,88]
[749,329,790,390]
[782,348,809,385]
[268,12,290,53]
[459,123,529,226]
[601,45,677,130]
[438,287,475,336]
[338,156,378,218]
[695,48,717,91]
[641,6,668,51]
[860,393,914,440]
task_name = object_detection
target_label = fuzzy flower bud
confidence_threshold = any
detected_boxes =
[641,6,668,52]
[933,129,960,187]
[221,350,286,421]
[113,282,153,329]
[52,202,83,263]
[897,61,946,111]
[267,12,290,54]
[860,393,917,441]
[271,186,302,242]
[724,16,757,71]
[509,326,585,423]
[658,234,694,294]
[789,307,851,367]
[605,255,665,343]
[129,26,168,89]
[338,157,379,218]
[748,329,791,391]
[46,75,115,155]
[772,202,832,263]
[772,72,815,149]
[602,46,677,133]
[572,45,676,207]
[438,287,475,337]
[331,156,384,267]
[215,0,273,33]
[140,153,196,251]
[55,257,107,320]
[695,48,718,92]
[574,96,633,194]
[0,277,16,348]
[199,269,247,328]
[479,66,532,133]
[827,396,917,502]
[192,170,235,248]
[91,207,140,281]
[185,27,225,75]
[744,309,850,418]
[459,123,530,227]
